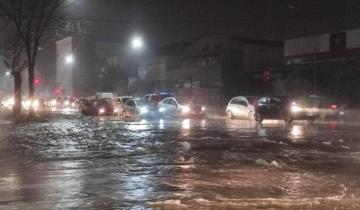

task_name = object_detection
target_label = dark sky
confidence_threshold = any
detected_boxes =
[66,0,360,44]
[36,0,360,78]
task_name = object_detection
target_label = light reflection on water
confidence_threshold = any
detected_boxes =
[2,116,359,209]
[290,125,304,138]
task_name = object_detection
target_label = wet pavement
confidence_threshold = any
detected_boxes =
[1,114,360,209]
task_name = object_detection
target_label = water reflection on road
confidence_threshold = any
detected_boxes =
[0,116,359,209]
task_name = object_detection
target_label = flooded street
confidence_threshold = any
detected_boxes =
[1,115,360,209]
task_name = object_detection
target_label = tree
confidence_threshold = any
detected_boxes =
[0,0,63,115]
[2,28,27,115]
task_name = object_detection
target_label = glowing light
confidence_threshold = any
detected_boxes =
[140,106,148,114]
[291,105,303,113]
[51,99,57,107]
[201,106,206,111]
[131,36,144,50]
[291,125,303,137]
[182,119,191,130]
[65,55,74,64]
[182,106,191,113]
[98,108,105,114]
[5,71,11,77]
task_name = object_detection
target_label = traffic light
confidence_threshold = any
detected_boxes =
[34,78,41,86]
[54,87,62,96]
[263,69,271,82]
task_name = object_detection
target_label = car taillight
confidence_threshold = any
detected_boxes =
[330,104,337,109]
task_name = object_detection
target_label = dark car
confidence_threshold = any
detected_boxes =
[80,99,115,116]
[255,96,317,124]
[302,95,345,120]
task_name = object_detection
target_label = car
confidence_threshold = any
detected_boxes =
[254,96,317,124]
[226,96,256,120]
[158,97,206,118]
[80,98,116,116]
[113,96,133,115]
[122,98,157,120]
[302,95,345,120]
[143,93,174,105]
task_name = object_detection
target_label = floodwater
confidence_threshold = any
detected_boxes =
[0,114,360,209]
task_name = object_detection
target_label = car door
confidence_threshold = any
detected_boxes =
[232,98,244,117]
[257,97,269,117]
[269,98,282,118]
[167,98,179,116]
[237,98,249,117]
[125,100,136,117]
[159,98,170,115]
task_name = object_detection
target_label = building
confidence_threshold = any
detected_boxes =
[137,35,283,106]
[56,36,124,97]
[285,28,360,106]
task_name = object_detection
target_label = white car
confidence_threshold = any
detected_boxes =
[113,96,133,114]
[158,97,206,118]
[226,96,255,120]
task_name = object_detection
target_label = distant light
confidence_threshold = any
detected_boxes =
[5,71,11,77]
[288,5,296,9]
[65,55,74,64]
[131,36,144,50]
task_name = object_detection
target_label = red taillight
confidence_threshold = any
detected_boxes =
[330,104,337,109]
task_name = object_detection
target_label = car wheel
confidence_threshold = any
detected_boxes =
[284,115,293,124]
[255,113,263,124]
[248,111,254,120]
[307,117,315,124]
[227,111,233,119]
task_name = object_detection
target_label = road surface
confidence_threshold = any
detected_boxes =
[0,114,360,209]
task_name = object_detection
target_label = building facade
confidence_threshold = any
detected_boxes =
[137,35,283,106]
[285,28,360,106]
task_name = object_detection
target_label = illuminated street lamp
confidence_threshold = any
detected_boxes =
[5,71,11,77]
[131,36,144,51]
[65,54,74,64]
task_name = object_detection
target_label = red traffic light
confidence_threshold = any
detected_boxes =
[54,87,62,96]
[263,69,271,82]
[34,78,41,86]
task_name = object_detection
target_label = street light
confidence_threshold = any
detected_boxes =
[5,71,11,77]
[65,54,74,64]
[131,36,144,51]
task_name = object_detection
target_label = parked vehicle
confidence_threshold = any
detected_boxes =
[113,96,133,115]
[226,96,256,120]
[254,96,317,124]
[80,98,116,116]
[158,97,206,118]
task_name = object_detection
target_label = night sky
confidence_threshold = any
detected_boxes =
[65,0,360,44]
[36,0,360,76]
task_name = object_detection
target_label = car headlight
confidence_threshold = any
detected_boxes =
[32,100,39,109]
[159,107,165,112]
[291,105,303,113]
[140,106,148,114]
[182,106,191,113]
[99,108,105,114]
[201,106,206,111]
[51,100,57,107]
